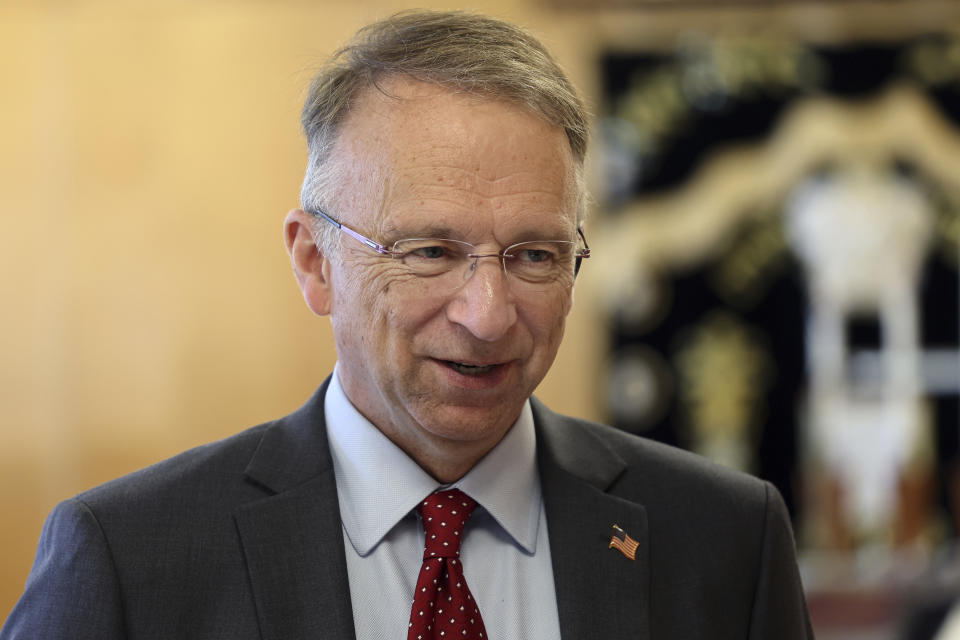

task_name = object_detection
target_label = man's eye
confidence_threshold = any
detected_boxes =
[411,245,449,259]
[520,249,553,263]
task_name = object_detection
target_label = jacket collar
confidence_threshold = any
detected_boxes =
[234,378,358,640]
[533,397,651,640]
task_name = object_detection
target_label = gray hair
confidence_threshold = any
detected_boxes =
[299,10,590,252]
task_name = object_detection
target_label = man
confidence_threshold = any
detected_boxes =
[2,10,812,639]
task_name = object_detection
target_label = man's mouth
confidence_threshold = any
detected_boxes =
[442,361,500,376]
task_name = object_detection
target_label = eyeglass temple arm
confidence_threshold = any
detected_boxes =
[312,209,393,255]
[577,227,591,258]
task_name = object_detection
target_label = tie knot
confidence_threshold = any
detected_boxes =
[417,489,477,560]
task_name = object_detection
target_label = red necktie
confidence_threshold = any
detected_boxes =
[407,489,488,640]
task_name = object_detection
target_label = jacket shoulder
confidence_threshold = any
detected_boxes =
[77,381,331,516]
[532,399,772,525]
[538,401,766,490]
[76,421,275,519]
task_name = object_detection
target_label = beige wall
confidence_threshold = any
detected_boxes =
[3,0,959,620]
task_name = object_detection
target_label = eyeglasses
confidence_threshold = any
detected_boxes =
[309,209,590,293]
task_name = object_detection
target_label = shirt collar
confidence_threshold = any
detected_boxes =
[324,364,542,557]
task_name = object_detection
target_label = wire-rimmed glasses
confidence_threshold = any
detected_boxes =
[309,209,590,293]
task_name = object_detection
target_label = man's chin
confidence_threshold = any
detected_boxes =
[412,401,523,443]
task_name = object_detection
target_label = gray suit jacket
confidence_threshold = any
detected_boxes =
[2,379,813,639]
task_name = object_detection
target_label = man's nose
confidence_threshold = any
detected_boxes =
[445,257,518,342]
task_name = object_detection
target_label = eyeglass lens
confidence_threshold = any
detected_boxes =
[391,238,582,291]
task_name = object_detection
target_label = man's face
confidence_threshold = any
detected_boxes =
[321,78,579,470]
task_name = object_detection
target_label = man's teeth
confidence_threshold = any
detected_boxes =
[447,361,497,375]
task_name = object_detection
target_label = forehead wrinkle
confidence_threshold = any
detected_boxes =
[380,221,460,240]
[366,181,577,246]
[379,203,491,241]
[375,176,577,240]
[412,163,569,197]
[408,169,572,201]
[379,208,576,246]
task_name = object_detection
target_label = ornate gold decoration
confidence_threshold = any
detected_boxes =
[710,209,790,308]
[674,312,771,470]
[934,186,960,266]
[611,36,824,160]
[595,86,960,306]
[905,33,960,86]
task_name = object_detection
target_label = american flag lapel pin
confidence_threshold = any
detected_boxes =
[609,524,639,561]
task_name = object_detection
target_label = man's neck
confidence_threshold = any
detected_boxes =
[377,422,511,484]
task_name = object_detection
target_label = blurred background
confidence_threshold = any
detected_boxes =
[3,0,960,638]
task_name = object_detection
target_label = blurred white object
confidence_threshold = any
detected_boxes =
[786,163,934,537]
[935,602,960,640]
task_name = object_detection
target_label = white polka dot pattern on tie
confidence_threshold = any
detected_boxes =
[407,489,487,640]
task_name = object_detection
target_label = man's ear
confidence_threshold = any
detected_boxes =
[284,209,333,316]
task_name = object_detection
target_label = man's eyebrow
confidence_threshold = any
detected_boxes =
[513,227,576,242]
[379,220,577,242]
[380,223,460,240]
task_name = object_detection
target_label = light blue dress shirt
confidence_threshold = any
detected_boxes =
[324,367,562,640]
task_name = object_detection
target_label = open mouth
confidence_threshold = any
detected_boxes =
[442,361,499,376]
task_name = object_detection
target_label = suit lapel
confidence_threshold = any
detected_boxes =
[234,380,357,640]
[230,384,650,640]
[533,399,651,640]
